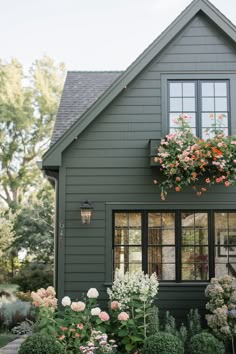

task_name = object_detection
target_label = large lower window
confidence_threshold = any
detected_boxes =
[168,80,229,138]
[113,211,236,281]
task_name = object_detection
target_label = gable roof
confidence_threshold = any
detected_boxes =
[51,71,122,145]
[42,0,236,168]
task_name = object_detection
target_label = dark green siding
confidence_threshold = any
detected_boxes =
[58,13,236,318]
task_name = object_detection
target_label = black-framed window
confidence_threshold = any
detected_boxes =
[168,80,230,138]
[113,211,236,281]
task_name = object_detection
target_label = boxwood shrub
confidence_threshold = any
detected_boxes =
[143,332,184,354]
[18,333,63,354]
[189,332,225,354]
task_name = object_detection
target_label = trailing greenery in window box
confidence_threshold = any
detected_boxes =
[153,115,236,200]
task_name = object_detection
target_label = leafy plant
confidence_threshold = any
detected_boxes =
[143,332,184,354]
[187,309,202,338]
[149,305,159,335]
[11,319,34,335]
[13,263,53,292]
[189,332,225,354]
[18,333,63,354]
[205,275,236,354]
[163,311,178,336]
[107,270,158,352]
[153,114,236,200]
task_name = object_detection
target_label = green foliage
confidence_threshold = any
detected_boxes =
[11,319,34,335]
[143,332,184,354]
[13,262,53,292]
[0,299,34,330]
[189,332,225,354]
[12,183,54,263]
[149,305,159,335]
[18,333,63,354]
[163,310,178,336]
[0,56,65,210]
[187,308,202,338]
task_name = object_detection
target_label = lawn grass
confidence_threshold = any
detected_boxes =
[0,334,17,348]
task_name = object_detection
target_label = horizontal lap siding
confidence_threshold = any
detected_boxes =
[61,13,236,312]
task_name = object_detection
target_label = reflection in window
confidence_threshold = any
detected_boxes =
[114,212,142,274]
[148,213,176,280]
[215,213,236,278]
[181,212,209,280]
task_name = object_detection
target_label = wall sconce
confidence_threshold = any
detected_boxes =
[80,201,93,224]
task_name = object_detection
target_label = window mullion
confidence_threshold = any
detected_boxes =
[176,211,181,282]
[142,211,148,274]
[209,211,215,279]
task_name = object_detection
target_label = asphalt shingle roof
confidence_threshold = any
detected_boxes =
[51,71,122,145]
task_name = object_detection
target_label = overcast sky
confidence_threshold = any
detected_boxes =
[1,0,236,71]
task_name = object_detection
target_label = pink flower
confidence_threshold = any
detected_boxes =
[201,188,206,192]
[215,178,221,183]
[176,177,181,182]
[153,157,158,163]
[59,335,65,340]
[46,286,56,297]
[153,179,158,185]
[77,323,84,329]
[197,191,202,196]
[111,301,120,310]
[37,288,47,298]
[75,333,80,337]
[225,181,230,187]
[118,312,129,321]
[70,328,76,332]
[99,311,110,322]
[71,301,86,312]
[61,326,67,331]
[206,178,210,184]
[175,186,181,192]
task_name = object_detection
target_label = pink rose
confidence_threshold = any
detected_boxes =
[99,311,110,321]
[110,301,120,310]
[77,323,84,329]
[118,312,129,321]
[71,301,86,312]
[225,181,230,187]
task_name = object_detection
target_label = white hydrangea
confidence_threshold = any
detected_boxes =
[107,270,158,308]
[61,296,71,307]
[91,307,101,316]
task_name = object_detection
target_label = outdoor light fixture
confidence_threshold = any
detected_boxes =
[80,201,93,224]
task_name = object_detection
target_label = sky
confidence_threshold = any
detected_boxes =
[1,0,236,72]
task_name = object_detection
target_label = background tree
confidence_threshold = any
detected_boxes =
[0,56,65,209]
[0,56,65,284]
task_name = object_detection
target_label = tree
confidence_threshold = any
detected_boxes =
[0,56,65,209]
[12,181,55,264]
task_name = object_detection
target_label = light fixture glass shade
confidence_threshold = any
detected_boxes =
[80,201,93,224]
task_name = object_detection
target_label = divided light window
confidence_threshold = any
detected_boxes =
[113,211,236,282]
[168,80,229,138]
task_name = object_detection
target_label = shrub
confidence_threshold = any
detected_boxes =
[11,319,34,335]
[187,308,202,337]
[143,332,184,354]
[15,291,32,302]
[13,263,53,292]
[189,332,225,354]
[18,333,63,354]
[0,299,35,330]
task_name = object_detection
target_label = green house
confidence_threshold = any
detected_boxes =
[42,0,236,319]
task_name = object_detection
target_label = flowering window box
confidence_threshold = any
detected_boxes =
[151,115,236,200]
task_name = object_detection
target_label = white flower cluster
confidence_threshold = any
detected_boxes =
[107,270,158,308]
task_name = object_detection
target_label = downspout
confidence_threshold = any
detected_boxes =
[37,162,59,293]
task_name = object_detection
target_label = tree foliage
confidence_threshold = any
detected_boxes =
[0,56,65,209]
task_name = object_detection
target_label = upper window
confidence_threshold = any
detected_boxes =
[168,80,229,138]
[113,211,236,282]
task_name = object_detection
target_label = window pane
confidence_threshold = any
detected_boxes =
[215,97,227,111]
[183,97,195,111]
[185,113,196,127]
[202,113,215,127]
[183,83,195,97]
[115,213,128,227]
[170,97,182,111]
[170,83,182,97]
[202,82,214,96]
[148,247,175,280]
[202,97,214,111]
[169,113,181,127]
[215,113,228,127]
[215,82,227,96]
[114,246,142,274]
